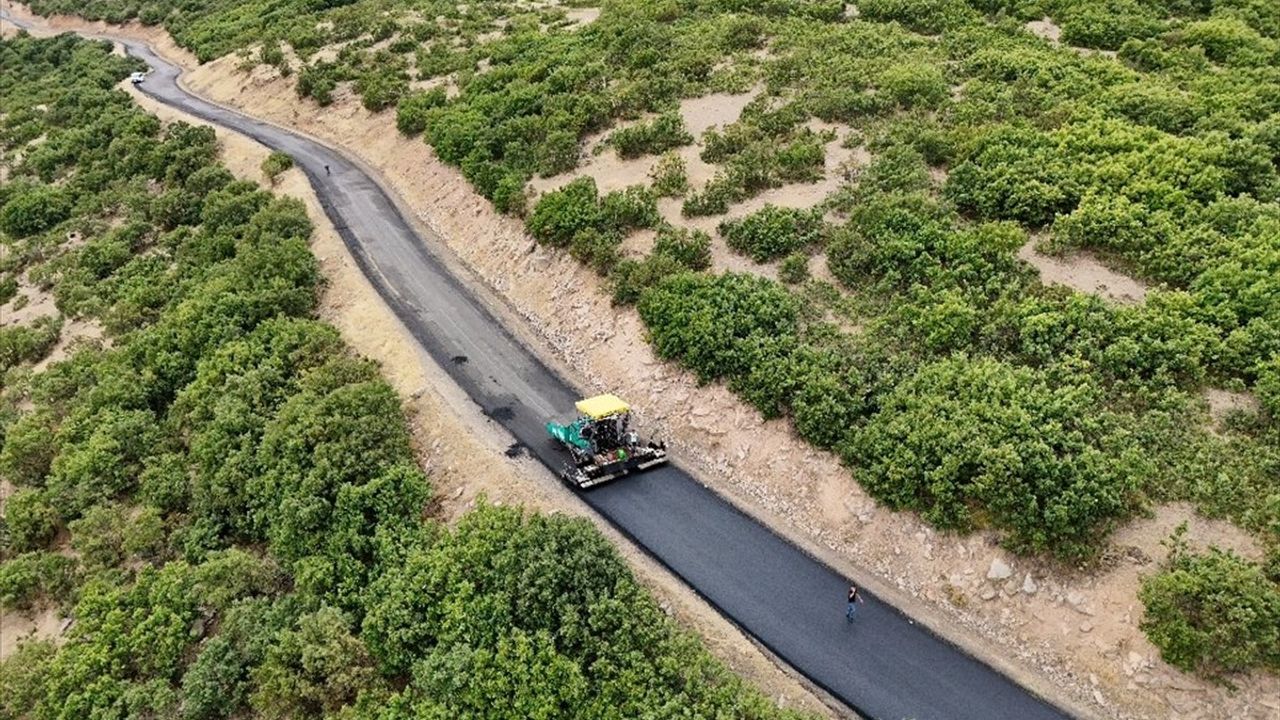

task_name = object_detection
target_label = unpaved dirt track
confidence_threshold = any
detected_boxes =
[8,20,1072,720]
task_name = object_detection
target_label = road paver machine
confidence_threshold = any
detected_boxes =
[546,394,668,488]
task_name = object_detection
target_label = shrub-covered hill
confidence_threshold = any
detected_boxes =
[0,33,813,720]
[20,0,1280,679]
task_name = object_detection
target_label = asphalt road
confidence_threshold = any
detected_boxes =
[7,19,1075,720]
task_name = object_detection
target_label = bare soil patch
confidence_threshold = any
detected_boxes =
[0,274,57,328]
[0,606,65,661]
[1018,237,1148,305]
[1204,387,1260,431]
[31,318,106,373]
[1026,18,1063,44]
[564,7,601,26]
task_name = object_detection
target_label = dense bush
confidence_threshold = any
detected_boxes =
[0,551,78,610]
[653,226,712,271]
[638,273,800,382]
[0,184,72,238]
[720,205,825,263]
[526,177,603,247]
[1140,531,1280,676]
[260,150,293,183]
[649,150,689,197]
[394,87,447,136]
[849,358,1140,558]
[609,252,687,305]
[600,185,661,231]
[607,112,694,159]
[779,252,810,284]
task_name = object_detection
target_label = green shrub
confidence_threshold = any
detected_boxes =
[0,410,58,487]
[857,0,977,34]
[69,503,129,570]
[849,357,1141,559]
[653,227,712,271]
[719,205,825,262]
[491,173,529,216]
[1177,17,1274,65]
[260,151,293,184]
[601,185,660,231]
[0,274,17,305]
[396,87,449,136]
[527,178,602,247]
[250,606,375,718]
[0,640,55,719]
[296,62,340,105]
[1058,0,1165,51]
[0,551,78,610]
[4,488,60,552]
[779,252,810,284]
[570,227,623,275]
[607,113,694,159]
[259,41,284,69]
[879,62,948,110]
[649,151,689,197]
[637,272,800,381]
[682,177,736,217]
[356,68,408,112]
[0,313,61,368]
[609,253,686,305]
[0,185,71,238]
[1140,534,1280,676]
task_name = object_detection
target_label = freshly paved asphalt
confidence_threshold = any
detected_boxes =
[5,17,1075,720]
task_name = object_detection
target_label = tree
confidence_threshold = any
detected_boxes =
[526,177,602,247]
[848,357,1140,559]
[260,151,294,184]
[0,184,72,238]
[251,606,376,719]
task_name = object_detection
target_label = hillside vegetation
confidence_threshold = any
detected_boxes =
[0,33,813,719]
[21,0,1280,678]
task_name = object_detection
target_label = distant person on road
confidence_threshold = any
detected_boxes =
[324,164,330,175]
[846,584,864,623]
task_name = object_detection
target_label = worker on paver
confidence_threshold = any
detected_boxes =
[846,584,864,623]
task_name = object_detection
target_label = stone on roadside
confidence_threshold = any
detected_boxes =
[1022,573,1038,594]
[987,557,1013,580]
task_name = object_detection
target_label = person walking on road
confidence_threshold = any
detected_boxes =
[324,164,330,176]
[846,584,864,623]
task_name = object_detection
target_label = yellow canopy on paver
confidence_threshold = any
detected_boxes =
[575,394,631,419]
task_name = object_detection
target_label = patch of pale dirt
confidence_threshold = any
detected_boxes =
[1018,237,1148,305]
[681,87,760,139]
[108,50,834,719]
[23,5,1279,717]
[0,479,14,513]
[564,7,601,26]
[1027,18,1063,45]
[1204,388,1260,431]
[31,318,106,373]
[0,274,57,328]
[0,606,66,661]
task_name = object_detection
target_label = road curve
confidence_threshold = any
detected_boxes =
[8,19,1074,720]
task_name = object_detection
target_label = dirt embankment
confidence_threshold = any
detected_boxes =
[6,7,1279,718]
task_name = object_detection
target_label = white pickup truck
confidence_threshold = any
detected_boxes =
[129,71,146,85]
